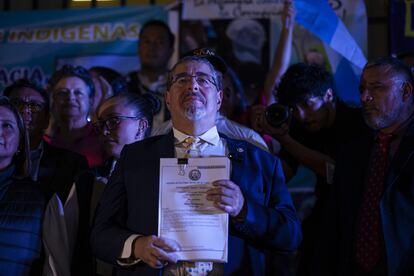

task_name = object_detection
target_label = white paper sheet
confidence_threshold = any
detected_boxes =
[158,157,230,262]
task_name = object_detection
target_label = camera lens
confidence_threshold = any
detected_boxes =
[265,103,290,128]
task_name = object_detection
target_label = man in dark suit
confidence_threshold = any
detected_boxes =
[91,56,302,275]
[4,79,94,275]
[315,57,414,276]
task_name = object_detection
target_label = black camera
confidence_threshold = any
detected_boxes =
[265,103,290,128]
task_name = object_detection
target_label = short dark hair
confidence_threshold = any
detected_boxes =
[89,66,128,96]
[277,63,335,106]
[3,78,50,113]
[139,20,175,48]
[224,66,248,117]
[0,96,30,178]
[364,56,414,87]
[48,64,95,98]
[167,56,222,91]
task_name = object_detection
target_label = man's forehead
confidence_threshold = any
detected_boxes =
[99,97,127,115]
[10,87,44,101]
[173,61,213,75]
[362,66,400,83]
[295,94,324,105]
[141,25,169,39]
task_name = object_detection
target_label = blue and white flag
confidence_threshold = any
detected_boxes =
[295,0,367,105]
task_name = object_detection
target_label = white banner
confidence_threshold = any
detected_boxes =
[182,0,284,20]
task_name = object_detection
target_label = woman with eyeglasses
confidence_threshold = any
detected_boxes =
[91,92,158,275]
[44,64,104,167]
[0,96,47,275]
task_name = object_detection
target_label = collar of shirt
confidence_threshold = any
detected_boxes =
[173,126,220,147]
[30,141,44,161]
[137,71,167,94]
[374,111,414,160]
[30,141,44,181]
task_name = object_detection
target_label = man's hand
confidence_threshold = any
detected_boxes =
[251,104,292,143]
[250,105,267,133]
[262,118,291,143]
[133,236,180,269]
[206,180,245,218]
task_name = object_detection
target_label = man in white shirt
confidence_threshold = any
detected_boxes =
[91,56,301,275]
[150,113,268,152]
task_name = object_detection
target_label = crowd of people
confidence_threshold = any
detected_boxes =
[1,1,414,275]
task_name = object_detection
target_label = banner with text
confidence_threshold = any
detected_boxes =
[182,0,285,20]
[0,6,167,92]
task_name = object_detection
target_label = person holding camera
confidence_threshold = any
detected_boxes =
[256,62,368,274]
[314,57,414,276]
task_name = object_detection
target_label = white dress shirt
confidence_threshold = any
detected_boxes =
[30,140,79,276]
[43,184,79,276]
[151,113,269,152]
[118,126,227,271]
[29,142,44,181]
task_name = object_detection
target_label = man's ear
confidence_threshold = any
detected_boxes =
[401,81,413,101]
[324,88,334,103]
[165,90,171,112]
[89,95,94,110]
[216,90,223,110]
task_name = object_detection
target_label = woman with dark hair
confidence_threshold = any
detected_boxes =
[0,96,47,275]
[91,93,157,275]
[95,93,157,176]
[45,64,104,167]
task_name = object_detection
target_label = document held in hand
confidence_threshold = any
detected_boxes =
[158,157,230,262]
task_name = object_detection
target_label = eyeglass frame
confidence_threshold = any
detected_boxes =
[170,72,219,90]
[10,98,46,113]
[96,115,140,132]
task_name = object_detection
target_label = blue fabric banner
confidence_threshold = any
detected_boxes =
[0,6,167,92]
[295,0,366,69]
[295,0,367,105]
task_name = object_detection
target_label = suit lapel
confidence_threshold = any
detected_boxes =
[222,135,246,185]
[349,133,374,210]
[38,142,59,187]
[155,131,175,158]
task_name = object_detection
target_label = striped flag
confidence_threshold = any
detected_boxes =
[295,0,367,105]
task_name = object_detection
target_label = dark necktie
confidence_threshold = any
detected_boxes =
[355,132,393,272]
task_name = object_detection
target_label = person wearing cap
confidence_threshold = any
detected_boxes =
[91,55,301,275]
[127,20,175,129]
[151,47,268,151]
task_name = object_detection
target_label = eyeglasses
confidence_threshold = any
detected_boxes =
[54,89,89,99]
[10,99,45,113]
[171,72,217,89]
[96,115,139,132]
